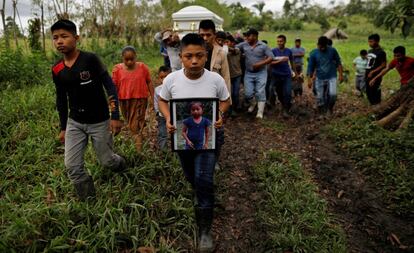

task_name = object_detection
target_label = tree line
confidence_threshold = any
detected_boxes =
[0,0,413,52]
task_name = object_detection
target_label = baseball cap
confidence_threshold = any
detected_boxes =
[162,31,172,41]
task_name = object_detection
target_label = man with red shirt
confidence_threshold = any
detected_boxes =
[370,46,414,87]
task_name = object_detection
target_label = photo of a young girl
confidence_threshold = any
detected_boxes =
[182,102,211,150]
[170,98,217,151]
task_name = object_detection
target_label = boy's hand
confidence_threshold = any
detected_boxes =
[166,121,176,134]
[338,74,344,83]
[186,140,195,149]
[203,143,209,149]
[110,120,123,135]
[58,130,65,144]
[369,78,376,87]
[215,116,223,129]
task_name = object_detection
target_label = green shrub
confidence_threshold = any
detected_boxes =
[0,46,50,90]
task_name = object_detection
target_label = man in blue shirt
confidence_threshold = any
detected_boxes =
[237,28,274,119]
[307,36,343,116]
[270,34,297,117]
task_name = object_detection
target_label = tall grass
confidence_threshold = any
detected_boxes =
[0,84,194,251]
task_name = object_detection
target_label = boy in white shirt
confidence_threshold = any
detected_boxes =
[159,33,230,252]
[353,49,368,97]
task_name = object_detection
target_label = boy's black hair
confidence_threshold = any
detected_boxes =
[295,38,301,42]
[158,65,171,73]
[122,45,136,55]
[216,31,226,39]
[51,19,77,35]
[277,34,286,42]
[368,33,380,42]
[180,33,207,51]
[199,20,216,33]
[360,49,368,55]
[262,40,268,44]
[317,36,329,47]
[393,46,406,55]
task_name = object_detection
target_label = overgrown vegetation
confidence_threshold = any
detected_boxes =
[0,45,49,90]
[0,84,195,252]
[254,151,347,252]
[326,116,414,215]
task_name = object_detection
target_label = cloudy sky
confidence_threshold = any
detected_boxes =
[4,0,348,32]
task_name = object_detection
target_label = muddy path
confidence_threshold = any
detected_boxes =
[213,87,414,252]
[212,116,281,252]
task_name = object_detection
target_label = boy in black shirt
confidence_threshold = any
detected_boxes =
[51,20,125,201]
[366,34,387,105]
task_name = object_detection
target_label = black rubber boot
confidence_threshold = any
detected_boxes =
[110,156,127,173]
[195,207,214,253]
[74,176,96,201]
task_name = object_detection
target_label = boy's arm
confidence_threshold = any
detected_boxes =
[101,72,122,135]
[369,66,392,86]
[53,75,68,144]
[215,98,231,129]
[159,98,175,133]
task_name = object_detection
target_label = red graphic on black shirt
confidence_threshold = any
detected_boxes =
[52,61,65,76]
[80,71,90,80]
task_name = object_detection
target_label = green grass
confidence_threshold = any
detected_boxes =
[254,150,347,253]
[0,84,194,252]
[325,116,414,215]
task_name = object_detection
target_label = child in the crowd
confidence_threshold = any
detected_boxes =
[353,49,368,97]
[226,35,242,112]
[291,38,306,100]
[112,46,154,152]
[51,19,125,201]
[153,66,171,151]
[182,102,211,150]
[158,33,230,252]
[215,31,228,55]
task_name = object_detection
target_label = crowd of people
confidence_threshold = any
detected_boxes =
[50,18,413,253]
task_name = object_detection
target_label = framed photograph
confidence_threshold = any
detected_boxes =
[170,98,218,152]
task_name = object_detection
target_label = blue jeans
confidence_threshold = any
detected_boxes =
[156,115,168,150]
[315,77,337,109]
[178,151,216,208]
[271,75,292,110]
[231,75,242,108]
[244,69,267,102]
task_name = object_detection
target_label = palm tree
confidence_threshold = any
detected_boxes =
[252,1,266,16]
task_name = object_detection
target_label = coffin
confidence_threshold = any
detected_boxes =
[172,5,224,37]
